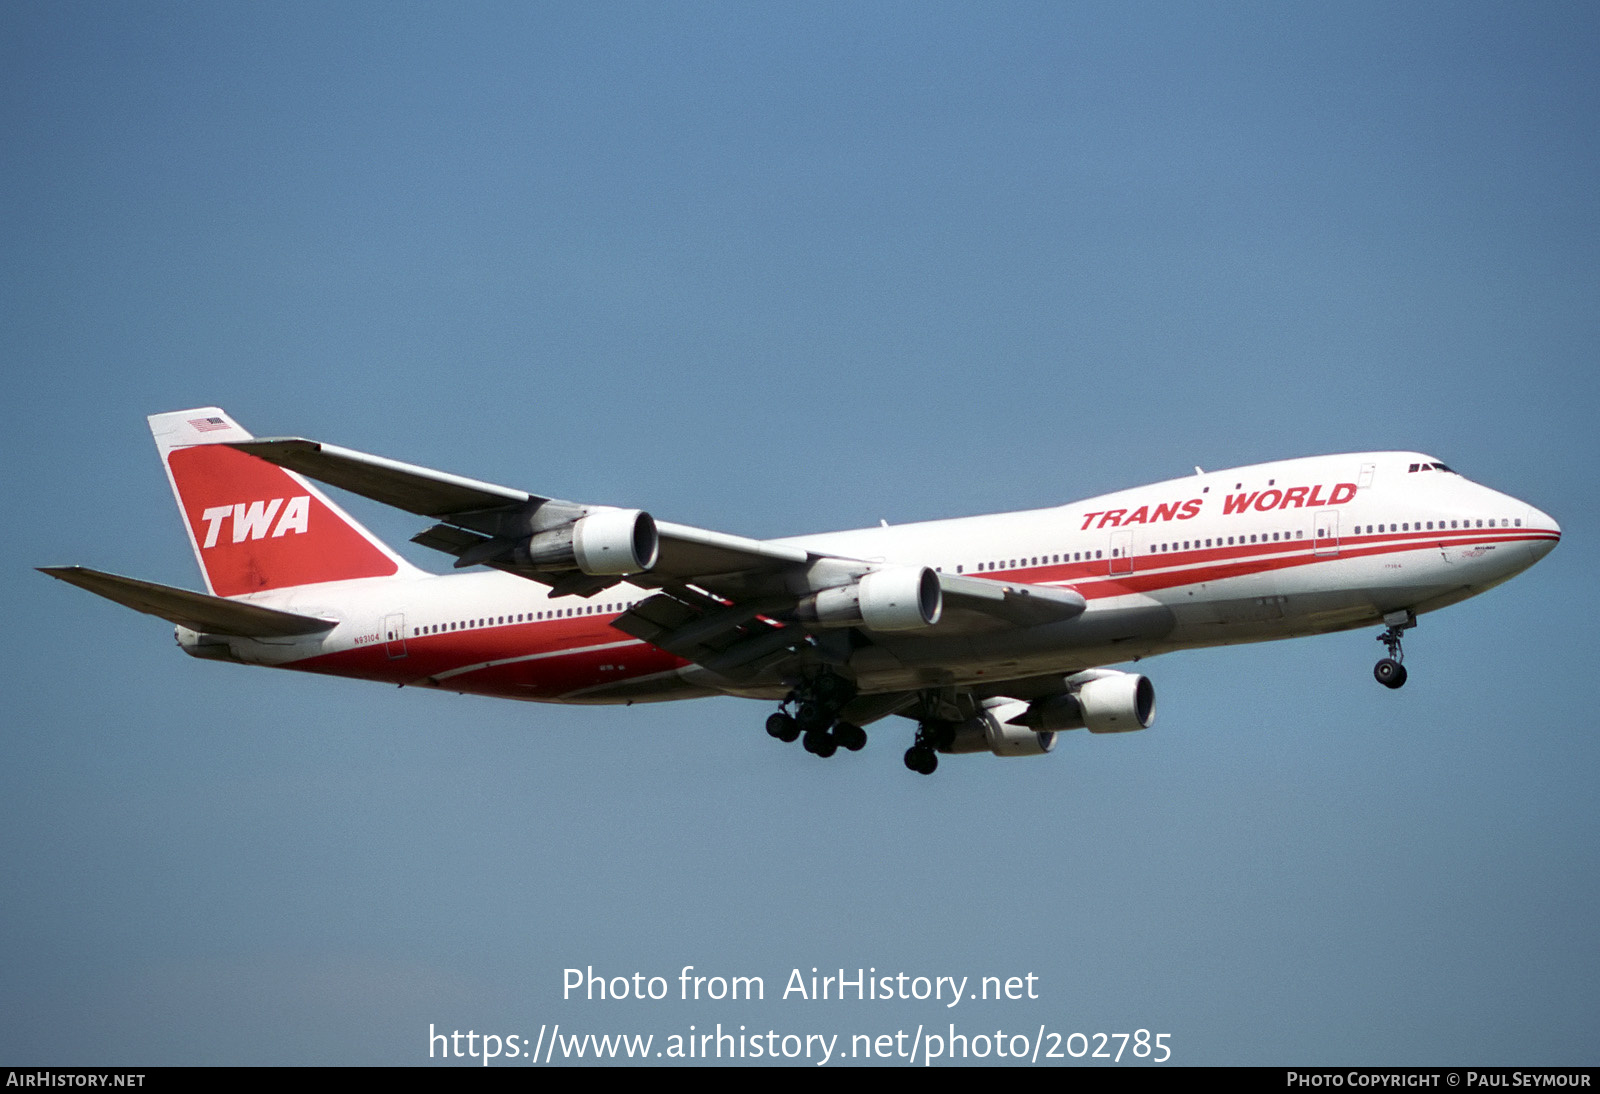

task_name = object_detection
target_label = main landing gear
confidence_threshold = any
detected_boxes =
[1374,610,1416,690]
[903,721,953,776]
[765,672,867,759]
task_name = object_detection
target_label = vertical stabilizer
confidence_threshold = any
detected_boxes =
[150,408,416,596]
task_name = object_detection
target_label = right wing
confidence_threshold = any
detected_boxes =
[227,436,1086,682]
[229,438,813,596]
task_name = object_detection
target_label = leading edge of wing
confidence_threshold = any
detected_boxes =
[39,566,337,637]
[229,438,535,519]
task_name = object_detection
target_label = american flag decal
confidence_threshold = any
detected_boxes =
[188,417,229,432]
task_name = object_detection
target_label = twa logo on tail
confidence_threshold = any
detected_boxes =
[149,407,413,596]
[198,497,311,547]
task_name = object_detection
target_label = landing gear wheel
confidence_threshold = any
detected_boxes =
[766,712,800,742]
[834,722,867,752]
[795,701,831,734]
[903,746,937,775]
[1374,658,1408,689]
[1374,612,1415,690]
[803,728,838,758]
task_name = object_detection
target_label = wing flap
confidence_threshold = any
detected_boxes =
[40,566,337,637]
[613,590,800,677]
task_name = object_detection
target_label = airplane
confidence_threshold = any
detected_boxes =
[41,408,1560,775]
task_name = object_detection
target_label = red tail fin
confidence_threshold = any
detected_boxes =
[151,409,413,597]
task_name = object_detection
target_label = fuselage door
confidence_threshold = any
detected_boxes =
[1109,530,1133,575]
[384,612,408,658]
[1313,511,1340,557]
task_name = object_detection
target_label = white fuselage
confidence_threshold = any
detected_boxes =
[185,451,1559,704]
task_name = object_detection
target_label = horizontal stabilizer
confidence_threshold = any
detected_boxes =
[39,566,337,638]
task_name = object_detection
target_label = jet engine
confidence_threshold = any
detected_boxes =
[795,566,943,632]
[1008,670,1156,734]
[939,700,1057,757]
[509,508,660,575]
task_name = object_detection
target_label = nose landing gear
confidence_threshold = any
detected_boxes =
[1374,610,1416,689]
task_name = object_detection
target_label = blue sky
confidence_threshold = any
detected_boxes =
[3,2,1597,1065]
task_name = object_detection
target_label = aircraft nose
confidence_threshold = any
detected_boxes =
[1522,504,1560,564]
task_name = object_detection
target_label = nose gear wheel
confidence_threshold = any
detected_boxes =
[1373,611,1415,690]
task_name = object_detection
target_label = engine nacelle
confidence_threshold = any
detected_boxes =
[512,508,659,575]
[940,700,1056,757]
[1078,672,1155,733]
[1008,671,1156,734]
[795,566,943,632]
